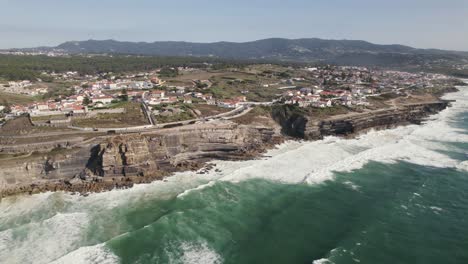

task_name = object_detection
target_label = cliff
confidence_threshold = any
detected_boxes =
[0,101,451,198]
[0,122,282,197]
[272,102,450,140]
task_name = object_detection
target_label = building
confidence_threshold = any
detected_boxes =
[218,99,240,108]
[91,95,114,104]
[183,96,193,104]
[152,90,166,99]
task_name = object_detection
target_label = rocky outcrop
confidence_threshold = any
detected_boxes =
[0,116,34,136]
[84,123,281,178]
[273,102,450,140]
[0,122,282,197]
[0,101,450,198]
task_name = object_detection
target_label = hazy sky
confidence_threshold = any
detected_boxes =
[1,0,467,50]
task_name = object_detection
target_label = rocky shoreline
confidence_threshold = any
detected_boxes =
[0,99,454,199]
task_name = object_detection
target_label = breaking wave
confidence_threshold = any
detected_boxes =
[0,85,466,263]
[49,244,119,264]
[169,242,222,264]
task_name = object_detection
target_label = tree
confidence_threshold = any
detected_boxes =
[40,75,54,83]
[83,96,91,106]
[119,89,128,101]
[341,72,347,80]
[278,71,291,78]
[159,67,179,78]
[1,99,11,113]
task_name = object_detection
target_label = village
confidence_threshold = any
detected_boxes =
[0,64,455,128]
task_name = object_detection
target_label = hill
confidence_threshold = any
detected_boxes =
[3,38,468,77]
[42,38,468,61]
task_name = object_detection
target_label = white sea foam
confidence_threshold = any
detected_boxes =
[430,206,443,212]
[343,181,361,191]
[0,212,89,264]
[0,192,57,224]
[179,242,222,264]
[177,181,217,198]
[90,86,468,194]
[119,86,468,196]
[49,244,119,264]
[166,242,222,264]
[456,160,468,172]
[213,86,468,185]
[0,86,466,264]
[313,258,334,264]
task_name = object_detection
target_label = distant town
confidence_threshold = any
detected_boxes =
[0,62,459,131]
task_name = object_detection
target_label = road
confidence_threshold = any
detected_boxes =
[1,102,262,140]
[141,101,156,126]
[87,104,252,131]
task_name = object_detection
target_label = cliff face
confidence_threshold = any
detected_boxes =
[0,147,92,188]
[273,102,449,140]
[0,122,282,196]
[86,123,281,178]
[0,101,450,197]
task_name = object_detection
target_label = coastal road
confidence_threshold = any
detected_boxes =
[62,105,252,133]
[1,103,256,140]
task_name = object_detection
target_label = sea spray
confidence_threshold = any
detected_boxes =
[0,86,467,264]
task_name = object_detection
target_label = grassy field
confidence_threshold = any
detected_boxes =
[205,71,282,101]
[31,114,68,122]
[163,68,289,102]
[163,66,317,102]
[0,91,36,105]
[154,111,194,123]
[232,106,273,125]
[72,102,149,128]
[167,70,227,82]
[306,105,352,119]
[191,104,230,117]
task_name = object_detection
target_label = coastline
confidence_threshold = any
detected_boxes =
[0,87,464,199]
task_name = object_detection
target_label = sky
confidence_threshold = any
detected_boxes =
[1,0,467,51]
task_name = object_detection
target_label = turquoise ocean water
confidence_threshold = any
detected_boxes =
[1,83,467,264]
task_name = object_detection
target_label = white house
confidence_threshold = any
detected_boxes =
[151,90,166,99]
[175,86,186,94]
[92,95,114,104]
[105,83,118,90]
[218,99,240,108]
[36,103,49,111]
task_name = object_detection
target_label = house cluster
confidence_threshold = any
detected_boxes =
[47,71,80,80]
[143,90,226,107]
[0,50,68,57]
[8,88,116,117]
[190,92,216,104]
[278,66,452,108]
[282,87,371,108]
[7,80,32,88]
[83,76,164,91]
[144,90,178,105]
[217,96,247,108]
[141,87,247,109]
[304,66,450,91]
[0,81,49,96]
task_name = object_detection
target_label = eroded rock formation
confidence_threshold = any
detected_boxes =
[0,101,450,197]
[0,122,282,197]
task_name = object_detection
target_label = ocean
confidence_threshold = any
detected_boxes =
[0,83,467,264]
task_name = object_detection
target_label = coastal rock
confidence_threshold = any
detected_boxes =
[273,102,449,140]
[0,101,450,198]
[0,122,280,197]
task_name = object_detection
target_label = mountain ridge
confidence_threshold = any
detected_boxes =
[6,38,468,68]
